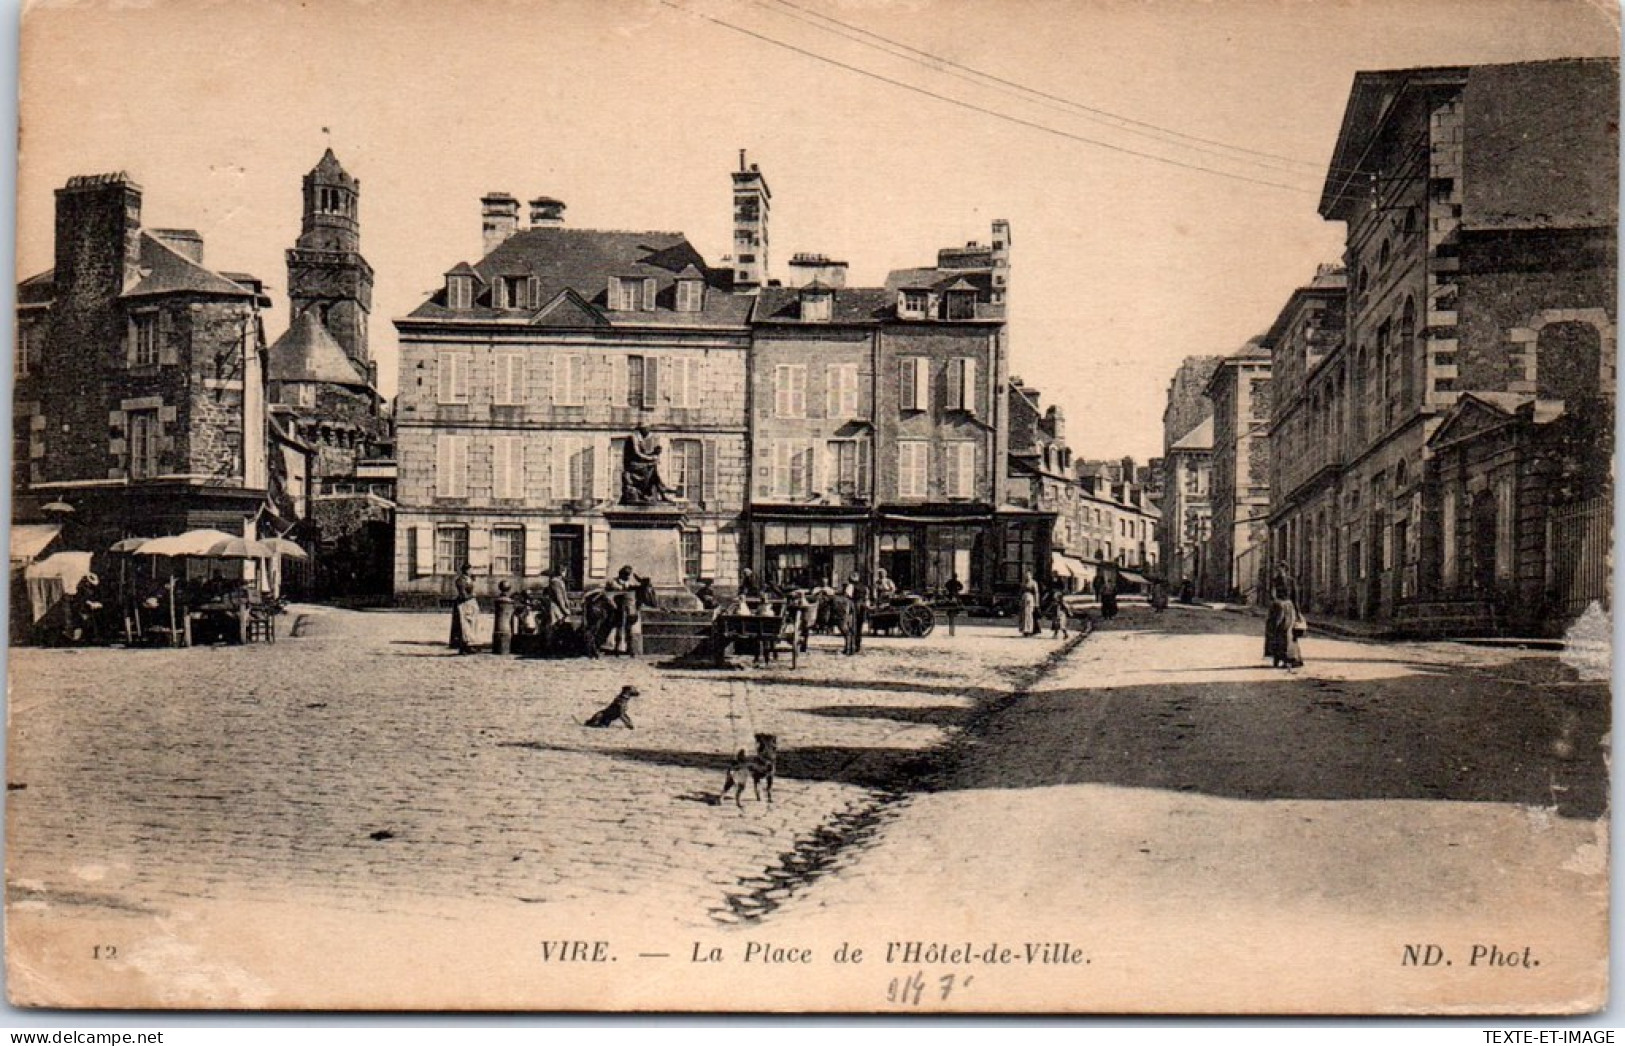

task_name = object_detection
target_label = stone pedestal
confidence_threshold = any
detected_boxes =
[604,506,700,610]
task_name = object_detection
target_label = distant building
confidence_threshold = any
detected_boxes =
[1074,458,1161,576]
[1204,339,1272,602]
[1006,379,1083,585]
[1158,355,1222,592]
[1261,264,1347,613]
[14,173,273,546]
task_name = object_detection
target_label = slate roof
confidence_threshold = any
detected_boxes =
[269,308,370,387]
[752,286,896,325]
[406,227,752,327]
[122,231,265,301]
[884,266,995,297]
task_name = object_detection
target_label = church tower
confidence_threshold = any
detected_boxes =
[287,148,375,377]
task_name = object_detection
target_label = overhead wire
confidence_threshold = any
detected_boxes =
[659,0,1322,194]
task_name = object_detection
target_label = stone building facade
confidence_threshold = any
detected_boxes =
[1265,57,1617,633]
[392,193,752,603]
[14,173,272,545]
[1005,379,1081,583]
[1203,340,1271,601]
[1261,266,1347,614]
[1157,355,1221,585]
[746,219,1030,598]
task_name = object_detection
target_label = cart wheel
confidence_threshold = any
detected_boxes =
[900,604,934,637]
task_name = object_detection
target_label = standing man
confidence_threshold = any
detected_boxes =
[841,571,869,655]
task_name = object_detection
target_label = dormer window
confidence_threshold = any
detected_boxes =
[799,287,832,322]
[898,289,931,319]
[609,275,658,312]
[945,289,976,320]
[676,278,705,313]
[446,272,474,310]
[495,274,537,310]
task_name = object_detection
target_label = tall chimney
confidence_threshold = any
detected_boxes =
[730,150,771,291]
[990,218,1011,305]
[55,172,144,295]
[481,192,520,256]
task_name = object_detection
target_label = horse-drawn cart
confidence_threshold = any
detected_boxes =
[867,594,935,637]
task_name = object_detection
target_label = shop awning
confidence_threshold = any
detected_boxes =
[1119,569,1151,586]
[10,524,61,566]
[1051,553,1092,579]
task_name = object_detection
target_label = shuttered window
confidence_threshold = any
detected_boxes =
[775,364,807,418]
[437,351,470,404]
[493,353,525,406]
[899,358,929,412]
[436,435,469,498]
[898,441,929,498]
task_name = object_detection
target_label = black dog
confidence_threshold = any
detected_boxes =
[721,733,778,807]
[585,686,638,729]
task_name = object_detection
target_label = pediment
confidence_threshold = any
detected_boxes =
[531,288,608,328]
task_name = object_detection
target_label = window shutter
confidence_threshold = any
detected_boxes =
[611,355,628,406]
[773,441,789,496]
[658,356,674,405]
[607,277,622,311]
[824,365,838,419]
[774,366,790,417]
[643,277,657,311]
[413,527,433,577]
[524,526,545,576]
[467,526,491,571]
[811,440,825,496]
[525,276,539,310]
[453,437,469,498]
[915,359,930,412]
[858,439,871,497]
[699,524,719,577]
[961,357,978,414]
[646,355,662,405]
[589,520,610,579]
[529,438,550,504]
[436,436,453,498]
[438,353,454,403]
[702,438,719,504]
[595,435,613,500]
[898,359,912,410]
[552,436,570,501]
[946,359,964,410]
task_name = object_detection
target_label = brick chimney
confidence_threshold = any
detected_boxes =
[481,192,520,255]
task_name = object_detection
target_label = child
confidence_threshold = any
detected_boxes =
[1048,586,1071,639]
[491,580,516,655]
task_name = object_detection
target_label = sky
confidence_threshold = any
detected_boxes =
[13,0,1620,461]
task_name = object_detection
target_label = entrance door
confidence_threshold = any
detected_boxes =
[550,526,584,590]
[1471,492,1497,594]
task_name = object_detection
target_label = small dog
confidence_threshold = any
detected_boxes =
[585,685,638,729]
[720,733,778,807]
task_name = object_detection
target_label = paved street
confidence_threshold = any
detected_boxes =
[4,605,1607,1011]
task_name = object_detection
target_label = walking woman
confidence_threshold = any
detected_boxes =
[1264,581,1304,669]
[1018,569,1040,636]
[449,563,480,654]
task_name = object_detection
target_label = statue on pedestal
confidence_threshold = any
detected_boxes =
[620,423,673,504]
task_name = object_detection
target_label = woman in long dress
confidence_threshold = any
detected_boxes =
[1018,570,1040,636]
[449,563,479,654]
[1264,583,1303,669]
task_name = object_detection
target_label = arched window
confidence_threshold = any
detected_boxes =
[1379,239,1392,271]
[1394,458,1408,490]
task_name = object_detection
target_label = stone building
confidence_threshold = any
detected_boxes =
[267,150,395,598]
[1005,379,1083,585]
[1157,355,1221,585]
[14,173,273,546]
[1074,458,1161,576]
[1261,265,1348,614]
[392,188,753,603]
[746,219,1031,597]
[1202,340,1271,601]
[1296,57,1616,632]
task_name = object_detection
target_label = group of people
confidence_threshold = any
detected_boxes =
[1016,570,1082,639]
[1263,565,1308,670]
[447,562,649,658]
